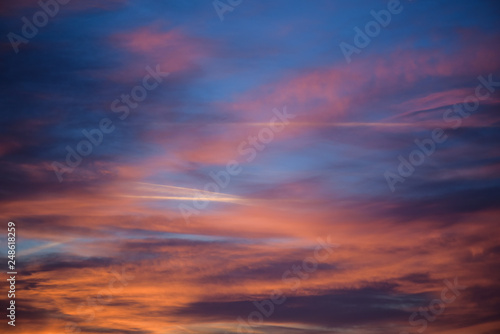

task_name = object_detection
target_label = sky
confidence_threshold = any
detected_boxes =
[1,0,500,333]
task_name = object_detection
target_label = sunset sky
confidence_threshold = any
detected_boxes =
[1,0,500,333]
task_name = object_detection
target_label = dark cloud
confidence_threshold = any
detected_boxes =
[173,284,429,328]
[78,327,153,334]
[21,254,115,276]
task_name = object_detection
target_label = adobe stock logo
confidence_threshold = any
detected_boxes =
[65,266,135,333]
[52,65,169,182]
[7,0,72,54]
[384,74,500,192]
[235,236,337,334]
[400,277,466,334]
[178,106,294,223]
[213,0,243,21]
[339,0,404,64]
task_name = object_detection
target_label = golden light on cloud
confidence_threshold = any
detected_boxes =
[120,182,247,204]
[117,182,305,207]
